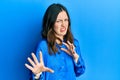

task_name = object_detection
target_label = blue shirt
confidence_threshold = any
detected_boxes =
[33,39,85,80]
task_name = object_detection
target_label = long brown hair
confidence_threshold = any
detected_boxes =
[42,3,73,54]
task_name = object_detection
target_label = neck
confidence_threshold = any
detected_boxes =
[55,36,63,44]
[56,39,61,44]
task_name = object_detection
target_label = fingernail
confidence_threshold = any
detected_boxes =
[52,70,54,73]
[31,52,34,55]
[27,57,30,60]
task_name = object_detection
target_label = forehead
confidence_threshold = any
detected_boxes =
[57,11,68,19]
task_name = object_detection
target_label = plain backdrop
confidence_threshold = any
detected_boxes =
[0,0,120,80]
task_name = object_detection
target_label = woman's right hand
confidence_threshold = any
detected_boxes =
[25,51,54,75]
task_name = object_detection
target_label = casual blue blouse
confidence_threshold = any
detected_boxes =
[33,39,85,80]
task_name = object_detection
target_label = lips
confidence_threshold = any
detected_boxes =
[60,27,66,32]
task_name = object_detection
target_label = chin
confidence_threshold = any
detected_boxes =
[61,33,66,36]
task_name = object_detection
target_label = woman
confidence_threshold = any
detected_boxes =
[25,3,85,80]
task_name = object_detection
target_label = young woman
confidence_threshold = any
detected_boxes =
[25,3,85,80]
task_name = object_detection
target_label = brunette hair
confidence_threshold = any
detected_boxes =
[42,3,73,54]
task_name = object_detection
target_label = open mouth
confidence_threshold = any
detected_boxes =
[60,27,66,32]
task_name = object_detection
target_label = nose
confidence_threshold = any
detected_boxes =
[61,21,65,27]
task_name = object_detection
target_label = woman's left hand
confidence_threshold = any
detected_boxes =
[61,41,79,63]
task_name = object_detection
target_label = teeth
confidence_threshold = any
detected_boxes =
[60,27,66,32]
[61,28,65,30]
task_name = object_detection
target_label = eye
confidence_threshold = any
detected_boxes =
[64,19,69,22]
[56,20,62,23]
[56,20,60,23]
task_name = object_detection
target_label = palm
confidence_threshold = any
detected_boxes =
[61,41,79,63]
[25,51,54,75]
[31,62,44,74]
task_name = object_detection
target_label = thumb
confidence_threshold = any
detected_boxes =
[44,67,54,73]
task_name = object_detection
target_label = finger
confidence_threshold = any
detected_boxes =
[71,44,76,53]
[62,42,69,49]
[67,41,72,46]
[39,51,43,64]
[31,53,39,64]
[61,48,71,56]
[67,41,75,50]
[25,63,34,71]
[27,57,35,67]
[71,43,75,49]
[44,67,54,73]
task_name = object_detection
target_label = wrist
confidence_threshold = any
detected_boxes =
[73,53,79,63]
[34,72,42,79]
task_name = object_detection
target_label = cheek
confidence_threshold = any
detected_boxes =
[54,25,60,32]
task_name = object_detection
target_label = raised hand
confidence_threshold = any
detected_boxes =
[25,51,54,75]
[61,41,79,63]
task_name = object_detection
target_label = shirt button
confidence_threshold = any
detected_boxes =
[59,66,64,71]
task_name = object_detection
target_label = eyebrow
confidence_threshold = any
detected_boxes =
[56,18,68,20]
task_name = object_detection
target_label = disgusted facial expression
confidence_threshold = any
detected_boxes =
[54,11,69,40]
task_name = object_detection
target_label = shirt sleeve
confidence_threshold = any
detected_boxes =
[73,39,85,77]
[32,73,44,80]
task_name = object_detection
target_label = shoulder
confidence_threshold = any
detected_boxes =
[37,39,48,50]
[38,39,47,45]
[73,38,80,47]
[36,39,48,62]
